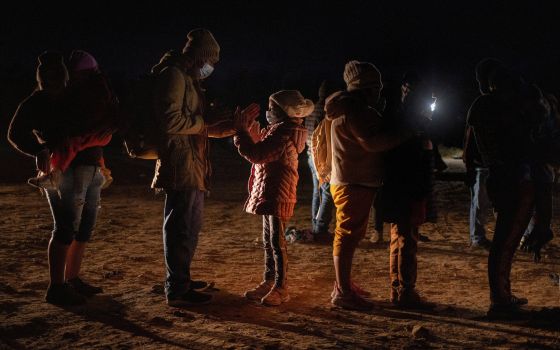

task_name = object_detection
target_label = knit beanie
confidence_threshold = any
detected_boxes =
[36,51,69,88]
[68,50,99,72]
[182,28,220,65]
[343,60,383,92]
[270,90,314,118]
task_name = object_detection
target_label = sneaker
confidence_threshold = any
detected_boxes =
[191,280,215,292]
[167,289,212,307]
[396,289,435,310]
[261,286,290,306]
[351,281,371,298]
[331,284,374,311]
[45,283,87,306]
[244,281,273,301]
[67,277,103,297]
[28,169,62,191]
[487,303,531,320]
[470,239,492,251]
[510,295,528,306]
[100,167,113,190]
[369,230,384,244]
[330,281,371,299]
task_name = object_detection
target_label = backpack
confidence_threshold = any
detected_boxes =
[311,117,332,183]
[119,74,159,160]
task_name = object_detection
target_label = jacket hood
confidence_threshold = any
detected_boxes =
[151,50,189,74]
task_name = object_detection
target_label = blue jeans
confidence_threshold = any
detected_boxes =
[46,166,104,245]
[163,189,204,299]
[469,168,490,244]
[307,154,334,234]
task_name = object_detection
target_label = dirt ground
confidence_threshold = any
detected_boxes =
[1,142,559,350]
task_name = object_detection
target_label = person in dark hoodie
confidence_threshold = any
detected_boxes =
[234,90,312,306]
[468,59,547,318]
[7,50,115,305]
[377,71,435,309]
[151,29,260,307]
[323,61,409,311]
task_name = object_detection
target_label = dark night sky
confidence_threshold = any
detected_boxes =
[1,1,559,144]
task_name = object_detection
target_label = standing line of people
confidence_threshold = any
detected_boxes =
[7,29,557,320]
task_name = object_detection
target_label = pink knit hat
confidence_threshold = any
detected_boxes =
[68,50,99,72]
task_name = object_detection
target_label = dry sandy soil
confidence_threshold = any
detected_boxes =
[1,142,559,349]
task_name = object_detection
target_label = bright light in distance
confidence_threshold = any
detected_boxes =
[430,102,436,112]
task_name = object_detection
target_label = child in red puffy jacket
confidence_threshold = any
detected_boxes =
[234,90,312,306]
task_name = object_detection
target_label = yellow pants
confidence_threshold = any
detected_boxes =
[331,184,377,256]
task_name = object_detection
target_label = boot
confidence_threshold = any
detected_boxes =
[261,286,290,306]
[396,288,435,310]
[331,283,373,311]
[244,281,273,301]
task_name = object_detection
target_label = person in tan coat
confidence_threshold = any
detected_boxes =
[234,90,312,306]
[325,61,409,311]
[152,29,259,307]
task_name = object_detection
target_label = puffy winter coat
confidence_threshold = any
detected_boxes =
[150,51,235,190]
[234,119,307,219]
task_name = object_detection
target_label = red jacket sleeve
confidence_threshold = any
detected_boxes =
[234,125,288,164]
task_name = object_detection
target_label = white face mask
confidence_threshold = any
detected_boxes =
[266,110,281,124]
[199,63,214,79]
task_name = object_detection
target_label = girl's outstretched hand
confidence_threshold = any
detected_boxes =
[234,103,260,132]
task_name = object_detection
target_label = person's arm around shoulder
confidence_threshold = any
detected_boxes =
[8,97,48,158]
[347,107,411,152]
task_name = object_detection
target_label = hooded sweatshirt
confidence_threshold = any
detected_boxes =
[234,119,307,219]
[325,90,407,187]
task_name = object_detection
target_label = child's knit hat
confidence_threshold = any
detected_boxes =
[270,90,314,118]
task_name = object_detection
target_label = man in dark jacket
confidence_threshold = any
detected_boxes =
[152,29,259,307]
[468,58,545,318]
